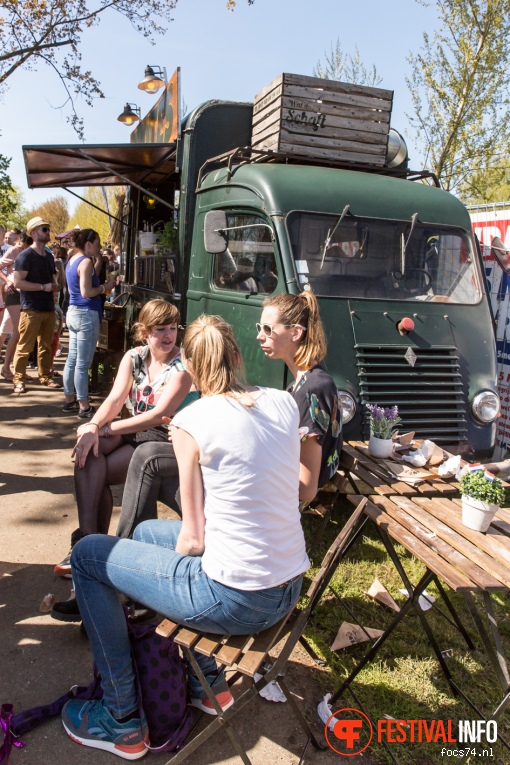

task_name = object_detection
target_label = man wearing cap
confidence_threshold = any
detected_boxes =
[12,217,61,394]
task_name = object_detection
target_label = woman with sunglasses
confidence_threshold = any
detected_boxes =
[63,228,117,418]
[60,315,308,758]
[114,291,342,540]
[52,298,199,620]
[257,289,342,503]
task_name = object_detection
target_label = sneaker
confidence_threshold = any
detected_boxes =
[54,528,86,577]
[51,595,81,622]
[54,550,72,578]
[62,699,149,760]
[78,405,96,419]
[63,399,79,412]
[188,669,234,716]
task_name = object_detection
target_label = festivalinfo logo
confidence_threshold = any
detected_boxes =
[324,708,498,757]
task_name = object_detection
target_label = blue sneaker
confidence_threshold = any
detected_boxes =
[188,669,234,716]
[62,699,149,760]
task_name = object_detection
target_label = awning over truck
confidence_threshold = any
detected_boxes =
[22,143,177,188]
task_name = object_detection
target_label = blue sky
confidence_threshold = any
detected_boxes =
[2,0,438,213]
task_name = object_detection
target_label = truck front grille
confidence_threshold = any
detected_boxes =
[356,345,468,443]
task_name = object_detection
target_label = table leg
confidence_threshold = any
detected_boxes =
[330,568,435,705]
[432,576,475,649]
[484,592,510,689]
[448,681,510,759]
[376,528,457,692]
[463,591,509,692]
[347,685,401,765]
[491,689,510,722]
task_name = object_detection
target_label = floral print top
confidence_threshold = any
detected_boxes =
[289,365,342,488]
[128,346,200,417]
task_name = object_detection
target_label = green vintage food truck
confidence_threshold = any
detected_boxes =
[23,72,499,458]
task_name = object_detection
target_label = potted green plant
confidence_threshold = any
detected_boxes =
[459,469,504,532]
[156,219,179,256]
[366,404,402,458]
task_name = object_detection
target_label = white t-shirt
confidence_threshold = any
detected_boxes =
[171,387,310,590]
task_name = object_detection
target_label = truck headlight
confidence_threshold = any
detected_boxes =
[338,391,356,424]
[471,391,500,423]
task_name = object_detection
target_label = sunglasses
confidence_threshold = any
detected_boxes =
[40,227,51,233]
[256,322,306,337]
[137,384,153,413]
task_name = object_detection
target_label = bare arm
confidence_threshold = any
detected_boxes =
[0,248,18,290]
[108,369,193,436]
[171,426,206,556]
[55,260,65,290]
[13,269,58,292]
[78,258,106,299]
[73,352,135,467]
[88,351,135,426]
[299,436,322,503]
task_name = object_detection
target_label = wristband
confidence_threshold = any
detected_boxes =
[41,284,44,291]
[99,284,105,294]
[89,422,99,430]
[103,422,111,438]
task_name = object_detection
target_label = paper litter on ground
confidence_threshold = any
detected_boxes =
[331,621,384,651]
[399,588,435,611]
[39,593,56,612]
[317,693,336,730]
[254,674,286,702]
[366,577,401,612]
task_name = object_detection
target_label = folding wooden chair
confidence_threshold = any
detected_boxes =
[301,471,351,559]
[157,497,368,765]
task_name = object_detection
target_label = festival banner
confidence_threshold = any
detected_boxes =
[470,207,510,457]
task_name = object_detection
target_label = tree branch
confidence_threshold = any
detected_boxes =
[0,38,74,64]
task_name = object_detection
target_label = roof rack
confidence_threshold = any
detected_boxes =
[196,146,440,190]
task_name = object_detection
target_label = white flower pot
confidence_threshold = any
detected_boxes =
[461,495,499,533]
[368,435,394,459]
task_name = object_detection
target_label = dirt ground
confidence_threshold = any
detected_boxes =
[0,345,358,765]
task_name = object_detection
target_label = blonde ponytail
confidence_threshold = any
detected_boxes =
[263,290,327,368]
[182,315,253,405]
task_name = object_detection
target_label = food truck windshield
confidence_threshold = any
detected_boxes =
[286,212,481,304]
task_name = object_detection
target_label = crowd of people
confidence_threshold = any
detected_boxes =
[0,218,120,405]
[2,217,343,760]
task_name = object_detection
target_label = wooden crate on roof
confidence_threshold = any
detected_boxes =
[252,73,393,167]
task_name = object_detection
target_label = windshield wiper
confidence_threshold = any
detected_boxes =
[400,212,419,276]
[320,204,350,270]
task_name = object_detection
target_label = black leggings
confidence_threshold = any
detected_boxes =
[116,441,180,538]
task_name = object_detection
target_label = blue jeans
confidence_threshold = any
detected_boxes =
[63,306,100,401]
[71,520,303,718]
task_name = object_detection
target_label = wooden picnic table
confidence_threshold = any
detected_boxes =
[327,441,510,757]
[338,439,460,497]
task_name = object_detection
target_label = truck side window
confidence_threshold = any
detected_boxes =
[213,213,278,294]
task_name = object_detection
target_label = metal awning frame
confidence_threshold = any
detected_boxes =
[23,143,178,210]
[62,186,137,234]
[75,149,175,211]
